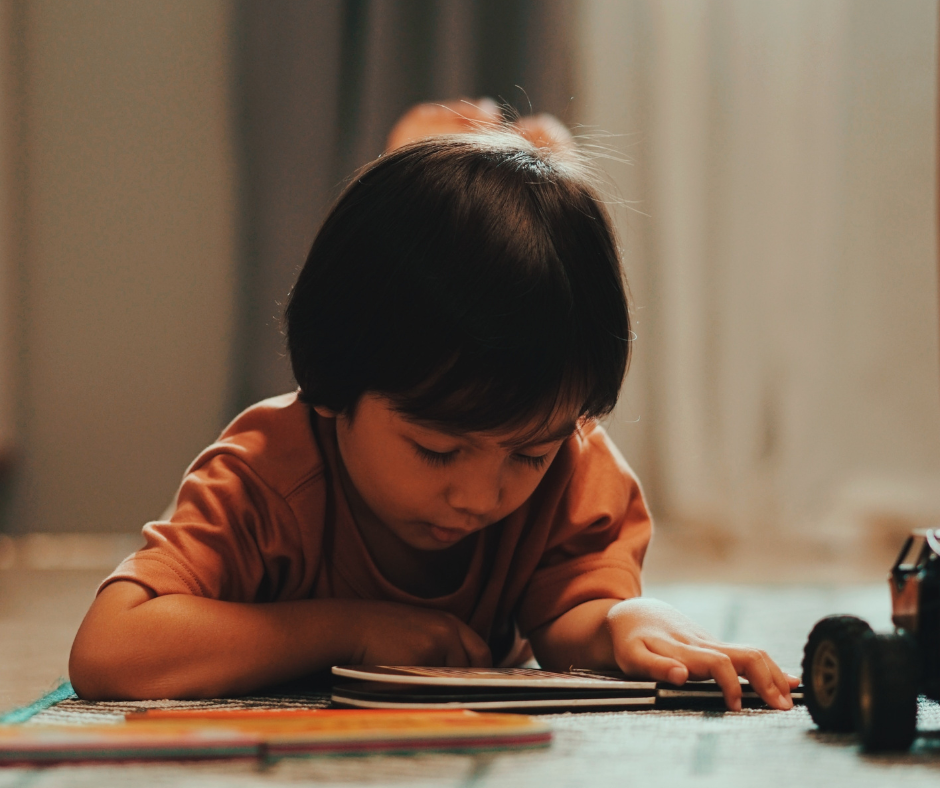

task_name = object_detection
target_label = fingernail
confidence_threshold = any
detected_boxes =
[730,699,742,712]
[779,695,793,710]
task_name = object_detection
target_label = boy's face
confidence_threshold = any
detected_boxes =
[316,394,578,551]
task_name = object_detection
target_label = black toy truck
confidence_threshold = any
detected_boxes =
[802,529,940,751]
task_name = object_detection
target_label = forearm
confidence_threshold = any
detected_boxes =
[528,598,620,672]
[70,588,364,700]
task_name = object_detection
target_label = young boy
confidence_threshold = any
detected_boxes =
[70,109,797,711]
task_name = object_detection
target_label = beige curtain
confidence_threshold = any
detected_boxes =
[581,0,940,546]
[0,1,17,465]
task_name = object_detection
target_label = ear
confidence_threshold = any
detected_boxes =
[313,405,338,419]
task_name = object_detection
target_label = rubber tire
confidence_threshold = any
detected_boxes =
[802,615,873,731]
[856,633,919,752]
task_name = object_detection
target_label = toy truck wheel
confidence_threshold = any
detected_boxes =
[802,615,873,731]
[855,633,919,752]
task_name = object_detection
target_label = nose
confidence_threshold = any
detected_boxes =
[446,463,502,517]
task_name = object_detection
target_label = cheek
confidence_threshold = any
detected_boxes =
[482,460,556,518]
[383,453,439,507]
[506,449,564,506]
[344,431,439,513]
[502,471,546,510]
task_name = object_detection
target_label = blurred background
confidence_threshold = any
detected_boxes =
[0,0,937,581]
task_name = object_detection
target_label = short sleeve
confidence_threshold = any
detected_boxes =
[515,425,651,634]
[100,452,312,602]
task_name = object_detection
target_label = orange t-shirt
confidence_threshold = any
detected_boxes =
[103,393,651,663]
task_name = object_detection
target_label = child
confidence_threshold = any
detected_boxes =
[69,107,798,711]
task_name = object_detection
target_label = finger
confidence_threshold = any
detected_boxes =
[454,620,493,668]
[723,647,791,710]
[739,649,796,708]
[765,659,796,705]
[761,655,794,701]
[646,639,743,711]
[443,640,470,668]
[615,640,689,685]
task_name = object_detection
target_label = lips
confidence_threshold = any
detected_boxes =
[426,524,468,543]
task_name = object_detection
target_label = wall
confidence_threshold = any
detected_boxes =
[1,0,237,534]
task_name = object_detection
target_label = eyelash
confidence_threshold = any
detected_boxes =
[513,453,548,470]
[413,445,549,470]
[414,445,457,466]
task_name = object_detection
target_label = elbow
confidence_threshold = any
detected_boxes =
[69,581,183,700]
[69,640,110,700]
[69,639,178,701]
[69,620,166,701]
[70,624,213,701]
[69,629,129,700]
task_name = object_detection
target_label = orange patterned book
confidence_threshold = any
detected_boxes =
[0,709,550,764]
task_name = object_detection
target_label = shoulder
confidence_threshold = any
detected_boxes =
[567,420,639,488]
[550,420,646,525]
[186,392,325,499]
[569,420,627,464]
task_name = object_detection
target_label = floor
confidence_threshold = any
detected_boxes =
[1,533,939,786]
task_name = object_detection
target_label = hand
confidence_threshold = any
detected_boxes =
[607,598,799,711]
[353,601,492,668]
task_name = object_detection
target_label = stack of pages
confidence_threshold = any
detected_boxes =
[330,666,803,711]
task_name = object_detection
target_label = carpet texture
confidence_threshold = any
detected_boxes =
[21,682,332,726]
[3,699,940,787]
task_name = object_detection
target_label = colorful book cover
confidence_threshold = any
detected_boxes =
[0,709,551,765]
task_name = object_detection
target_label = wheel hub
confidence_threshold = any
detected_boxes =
[813,639,840,708]
[857,658,872,728]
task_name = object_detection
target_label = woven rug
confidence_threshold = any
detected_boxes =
[1,680,333,726]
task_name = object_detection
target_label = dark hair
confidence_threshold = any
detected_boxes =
[286,131,630,436]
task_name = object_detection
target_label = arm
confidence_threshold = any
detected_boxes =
[529,597,798,711]
[69,581,491,700]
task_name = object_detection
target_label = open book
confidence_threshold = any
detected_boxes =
[331,666,804,712]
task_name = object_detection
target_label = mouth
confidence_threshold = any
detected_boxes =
[424,523,472,544]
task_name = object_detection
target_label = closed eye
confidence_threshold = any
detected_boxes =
[414,444,458,466]
[512,453,548,470]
